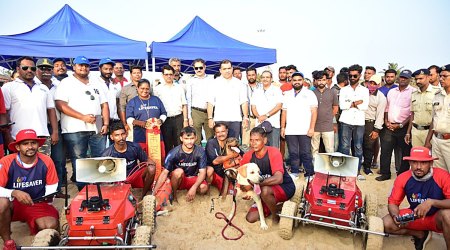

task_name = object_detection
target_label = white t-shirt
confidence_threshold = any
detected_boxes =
[186,74,213,118]
[154,82,187,117]
[338,84,369,126]
[251,85,283,128]
[54,75,107,133]
[282,88,318,135]
[96,77,121,120]
[34,77,61,121]
[2,79,54,138]
[208,76,248,122]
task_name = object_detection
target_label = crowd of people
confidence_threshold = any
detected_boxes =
[0,55,449,250]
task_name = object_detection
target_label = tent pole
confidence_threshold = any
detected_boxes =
[145,58,149,72]
[152,57,156,72]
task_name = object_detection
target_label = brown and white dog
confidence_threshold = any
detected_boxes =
[229,163,268,230]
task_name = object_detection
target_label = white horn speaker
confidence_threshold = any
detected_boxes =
[76,157,127,183]
[314,152,359,177]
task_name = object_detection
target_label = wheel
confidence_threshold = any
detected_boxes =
[142,195,156,232]
[132,225,152,250]
[278,201,298,240]
[364,193,378,218]
[290,184,304,205]
[31,229,60,247]
[365,216,384,250]
[59,209,68,233]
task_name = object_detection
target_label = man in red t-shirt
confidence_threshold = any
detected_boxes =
[240,127,295,223]
[0,129,59,250]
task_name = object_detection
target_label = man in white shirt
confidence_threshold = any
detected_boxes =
[338,64,369,180]
[97,58,122,132]
[242,67,261,148]
[251,70,283,148]
[186,58,214,145]
[207,60,249,139]
[281,72,318,179]
[55,56,110,190]
[154,65,188,154]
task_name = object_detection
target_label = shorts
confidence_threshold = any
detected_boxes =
[248,185,288,217]
[399,208,442,233]
[125,166,146,188]
[12,199,59,235]
[178,175,207,190]
[211,173,233,193]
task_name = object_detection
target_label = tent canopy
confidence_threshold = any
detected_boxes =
[0,4,147,69]
[150,16,276,74]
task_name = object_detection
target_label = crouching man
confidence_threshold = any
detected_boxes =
[383,146,450,250]
[101,123,156,200]
[0,129,59,250]
[153,126,208,202]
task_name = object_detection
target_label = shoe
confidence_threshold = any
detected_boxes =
[363,168,373,175]
[3,240,17,250]
[357,174,366,181]
[376,170,381,175]
[375,175,391,181]
[412,230,431,250]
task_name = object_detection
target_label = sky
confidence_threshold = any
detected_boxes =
[1,0,449,79]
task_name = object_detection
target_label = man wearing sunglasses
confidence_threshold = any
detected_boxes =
[2,56,58,157]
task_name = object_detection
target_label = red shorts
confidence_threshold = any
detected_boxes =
[248,185,288,217]
[178,175,207,190]
[0,144,4,158]
[12,199,59,235]
[211,173,233,192]
[125,166,146,188]
[138,141,166,161]
[399,208,442,233]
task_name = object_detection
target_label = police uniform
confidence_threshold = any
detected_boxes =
[430,64,450,171]
[410,69,440,147]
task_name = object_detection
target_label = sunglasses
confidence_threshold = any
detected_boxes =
[194,66,204,70]
[85,91,95,100]
[21,66,37,72]
[349,74,359,79]
[38,66,53,71]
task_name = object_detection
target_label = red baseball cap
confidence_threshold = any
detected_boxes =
[403,146,438,162]
[8,129,46,152]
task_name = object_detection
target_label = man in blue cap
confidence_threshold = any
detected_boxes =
[97,58,122,131]
[55,56,110,190]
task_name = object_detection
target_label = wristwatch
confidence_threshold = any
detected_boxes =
[266,113,270,118]
[399,123,403,128]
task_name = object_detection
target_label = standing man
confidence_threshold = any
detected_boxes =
[154,65,188,154]
[55,56,109,189]
[376,70,414,181]
[425,64,450,171]
[113,62,129,87]
[406,69,440,147]
[169,58,188,90]
[332,72,349,151]
[312,71,339,157]
[186,59,214,145]
[242,67,261,148]
[338,64,369,180]
[285,65,298,82]
[379,69,398,97]
[277,66,288,87]
[324,66,335,88]
[52,58,68,81]
[2,57,58,156]
[207,60,249,139]
[428,65,441,87]
[363,66,376,86]
[281,72,317,179]
[97,58,122,130]
[251,70,283,148]
[119,65,142,137]
[232,67,243,80]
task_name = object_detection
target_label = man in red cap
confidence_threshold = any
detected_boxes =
[0,129,59,250]
[382,146,450,250]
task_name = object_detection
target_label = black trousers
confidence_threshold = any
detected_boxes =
[161,114,183,155]
[379,126,411,176]
[362,120,377,170]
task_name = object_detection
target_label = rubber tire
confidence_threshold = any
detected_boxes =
[132,225,152,250]
[364,193,378,218]
[278,200,298,240]
[290,184,304,205]
[365,216,384,250]
[59,209,68,233]
[31,229,60,247]
[142,195,156,232]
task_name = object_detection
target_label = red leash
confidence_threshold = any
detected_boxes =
[214,191,244,240]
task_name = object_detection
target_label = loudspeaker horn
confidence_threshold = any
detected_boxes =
[314,152,359,177]
[76,157,127,183]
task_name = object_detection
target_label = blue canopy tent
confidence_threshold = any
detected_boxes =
[0,4,147,69]
[149,16,276,74]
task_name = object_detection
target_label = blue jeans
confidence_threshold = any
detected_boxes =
[63,131,106,189]
[267,128,280,148]
[285,135,314,177]
[48,123,66,190]
[339,123,364,171]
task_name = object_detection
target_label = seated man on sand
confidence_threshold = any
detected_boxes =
[153,126,208,202]
[382,146,450,250]
[240,127,295,223]
[101,123,156,200]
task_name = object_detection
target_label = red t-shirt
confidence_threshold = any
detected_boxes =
[280,82,293,93]
[0,89,6,114]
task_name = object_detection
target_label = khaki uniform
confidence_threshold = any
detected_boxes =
[431,89,450,171]
[410,85,440,146]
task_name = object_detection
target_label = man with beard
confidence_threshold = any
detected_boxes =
[2,57,58,156]
[52,58,68,81]
[312,71,338,157]
[376,70,414,181]
[406,69,440,147]
[382,146,450,250]
[101,123,156,200]
[232,67,243,80]
[0,129,59,250]
[278,66,288,87]
[119,66,143,135]
[153,126,208,202]
[280,65,298,94]
[242,67,261,148]
[338,64,369,180]
[379,69,398,97]
[332,72,349,151]
[428,65,441,87]
[281,72,317,179]
[113,62,128,87]
[55,56,109,190]
[97,58,122,130]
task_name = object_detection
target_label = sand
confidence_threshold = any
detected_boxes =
[1,163,446,250]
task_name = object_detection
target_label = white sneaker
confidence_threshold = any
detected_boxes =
[357,174,366,181]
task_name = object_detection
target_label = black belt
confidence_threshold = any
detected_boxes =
[110,119,121,122]
[249,115,256,119]
[192,107,207,113]
[413,123,430,130]
[365,119,375,123]
[168,114,183,119]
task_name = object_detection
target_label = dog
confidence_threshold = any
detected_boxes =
[229,162,268,230]
[219,137,242,197]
